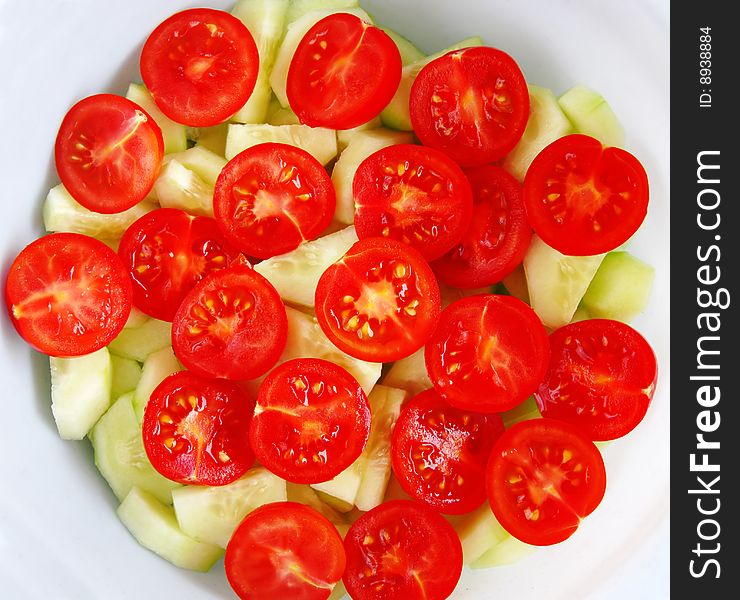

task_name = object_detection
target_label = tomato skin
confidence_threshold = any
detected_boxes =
[343,500,463,600]
[425,294,550,413]
[535,319,658,441]
[523,134,649,256]
[353,144,474,261]
[141,8,259,127]
[315,237,441,363]
[432,165,531,288]
[5,233,132,357]
[410,46,530,167]
[142,371,255,486]
[287,13,402,130]
[486,418,607,546]
[250,358,371,484]
[214,143,336,259]
[55,94,164,214]
[391,389,505,514]
[172,265,287,380]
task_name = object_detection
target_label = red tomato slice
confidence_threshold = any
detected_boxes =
[486,418,607,546]
[5,233,132,357]
[315,238,441,362]
[523,134,649,256]
[55,94,163,214]
[250,358,371,484]
[391,388,505,514]
[142,371,255,486]
[214,143,335,259]
[140,8,259,127]
[172,265,287,380]
[343,500,463,600]
[425,294,550,412]
[535,319,657,441]
[432,165,531,288]
[287,13,402,129]
[226,502,346,600]
[118,208,242,321]
[353,144,474,261]
[410,47,529,167]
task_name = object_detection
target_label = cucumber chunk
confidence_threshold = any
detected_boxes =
[503,85,572,181]
[381,36,484,131]
[125,83,187,154]
[225,123,338,164]
[43,184,155,239]
[111,355,143,398]
[123,307,149,330]
[90,393,181,504]
[186,124,229,157]
[336,116,383,152]
[501,396,541,428]
[253,225,358,306]
[154,160,214,217]
[286,482,348,525]
[167,145,227,185]
[231,0,290,124]
[108,318,172,362]
[570,305,592,324]
[381,348,431,397]
[117,487,223,572]
[328,580,348,600]
[452,504,510,564]
[133,347,183,422]
[501,264,530,304]
[311,465,364,511]
[50,348,112,440]
[286,0,359,23]
[523,235,605,329]
[558,85,625,147]
[332,129,414,224]
[470,535,536,569]
[172,467,287,548]
[380,26,425,65]
[581,251,654,322]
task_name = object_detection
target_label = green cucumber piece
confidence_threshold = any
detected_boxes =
[559,85,624,147]
[50,348,112,440]
[380,26,425,65]
[523,235,605,329]
[167,146,226,185]
[311,467,362,511]
[231,0,290,123]
[328,580,348,600]
[153,160,213,217]
[172,467,287,548]
[381,348,431,397]
[381,36,484,131]
[332,129,414,224]
[581,251,654,322]
[452,504,510,564]
[126,83,187,154]
[111,355,143,398]
[503,85,572,181]
[501,396,541,428]
[108,318,172,362]
[570,304,592,323]
[117,487,223,572]
[133,347,182,422]
[336,116,383,152]
[186,124,229,157]
[123,307,149,330]
[470,535,536,568]
[286,0,359,23]
[286,483,348,525]
[501,264,530,304]
[90,393,181,504]
[225,123,337,164]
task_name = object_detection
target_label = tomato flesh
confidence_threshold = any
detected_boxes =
[5,233,132,357]
[55,94,163,214]
[523,134,649,256]
[250,358,371,484]
[353,144,473,261]
[391,389,505,514]
[486,418,607,546]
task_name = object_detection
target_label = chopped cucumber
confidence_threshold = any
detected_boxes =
[253,225,358,306]
[380,26,425,65]
[167,146,226,185]
[524,235,605,329]
[108,318,172,362]
[332,129,414,224]
[312,474,360,512]
[133,347,182,422]
[172,467,287,548]
[381,36,484,131]
[581,251,654,322]
[90,393,181,504]
[231,0,290,124]
[470,535,536,569]
[186,124,229,157]
[268,106,301,125]
[559,85,624,147]
[43,184,155,239]
[117,487,223,572]
[125,83,187,154]
[336,116,383,152]
[570,305,592,323]
[154,160,214,217]
[452,504,510,564]
[123,307,149,330]
[501,396,541,428]
[225,123,338,164]
[328,580,348,600]
[286,483,348,525]
[381,348,431,397]
[501,264,530,304]
[502,85,572,181]
[286,0,359,23]
[270,8,372,108]
[50,348,112,440]
[111,355,143,398]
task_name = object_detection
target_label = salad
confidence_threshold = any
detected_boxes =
[3,1,659,599]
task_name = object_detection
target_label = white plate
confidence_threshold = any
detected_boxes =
[0,0,669,598]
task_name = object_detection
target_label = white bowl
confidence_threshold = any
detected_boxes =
[0,0,669,598]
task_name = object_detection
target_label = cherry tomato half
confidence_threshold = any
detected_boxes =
[353,144,474,261]
[486,418,607,546]
[287,13,402,129]
[141,8,259,127]
[5,233,132,357]
[55,94,163,214]
[523,134,649,256]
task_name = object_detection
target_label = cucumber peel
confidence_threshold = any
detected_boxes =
[111,355,143,398]
[559,85,625,147]
[133,347,182,422]
[125,84,187,154]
